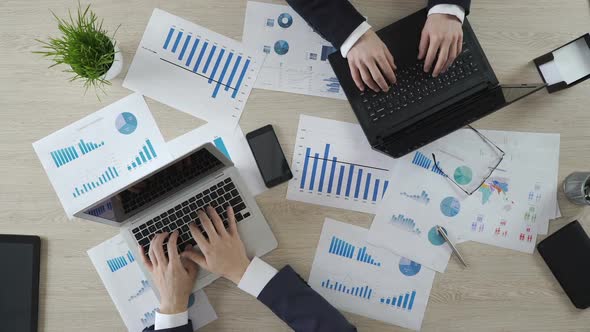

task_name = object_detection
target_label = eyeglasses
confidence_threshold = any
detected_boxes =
[432,126,505,195]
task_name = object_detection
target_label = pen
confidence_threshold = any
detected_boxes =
[436,225,468,267]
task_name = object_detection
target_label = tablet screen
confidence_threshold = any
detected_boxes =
[0,240,39,332]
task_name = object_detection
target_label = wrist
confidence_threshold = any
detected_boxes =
[159,298,189,315]
[226,257,251,284]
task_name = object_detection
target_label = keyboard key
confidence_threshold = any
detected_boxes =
[235,213,243,222]
[197,199,205,206]
[224,193,232,201]
[154,216,161,222]
[224,182,236,191]
[139,223,147,230]
[224,178,231,184]
[182,207,190,214]
[167,208,175,215]
[141,229,149,237]
[190,212,198,219]
[175,211,183,218]
[217,188,224,196]
[229,197,243,207]
[234,203,246,213]
[155,221,163,229]
[139,238,149,247]
[203,189,210,195]
[175,204,182,211]
[189,197,196,203]
[134,232,143,240]
[210,191,218,199]
[132,228,141,234]
[148,225,156,233]
[243,212,251,219]
[189,203,197,210]
[230,189,239,197]
[196,193,203,199]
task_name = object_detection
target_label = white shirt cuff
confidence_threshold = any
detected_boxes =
[428,4,465,23]
[340,21,372,58]
[237,256,278,298]
[155,310,188,330]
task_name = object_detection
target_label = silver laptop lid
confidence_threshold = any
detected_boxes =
[76,143,232,226]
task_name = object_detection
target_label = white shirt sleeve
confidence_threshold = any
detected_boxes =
[340,5,464,58]
[340,21,372,58]
[237,256,279,298]
[155,310,189,330]
[428,4,465,23]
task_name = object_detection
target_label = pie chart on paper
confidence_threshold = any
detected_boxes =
[453,166,473,185]
[116,112,138,135]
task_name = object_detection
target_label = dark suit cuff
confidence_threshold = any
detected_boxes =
[142,320,193,332]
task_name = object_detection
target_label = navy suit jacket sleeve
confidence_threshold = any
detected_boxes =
[142,320,192,332]
[257,265,357,332]
[285,0,471,49]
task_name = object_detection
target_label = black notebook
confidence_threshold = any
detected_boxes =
[537,221,590,309]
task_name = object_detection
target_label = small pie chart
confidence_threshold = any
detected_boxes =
[453,166,473,185]
[440,196,461,217]
[274,40,290,55]
[428,226,447,246]
[277,13,293,28]
[399,257,422,276]
[115,112,138,135]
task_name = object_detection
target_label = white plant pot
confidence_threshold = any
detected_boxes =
[103,42,123,81]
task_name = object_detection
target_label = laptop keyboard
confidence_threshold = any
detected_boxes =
[361,50,479,123]
[132,176,252,256]
[121,149,222,215]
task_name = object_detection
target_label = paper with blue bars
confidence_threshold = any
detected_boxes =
[287,115,398,213]
[124,8,263,126]
[32,94,172,218]
[309,218,436,331]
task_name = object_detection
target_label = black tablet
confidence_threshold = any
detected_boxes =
[0,235,41,332]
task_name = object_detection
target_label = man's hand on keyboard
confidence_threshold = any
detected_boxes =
[347,29,397,92]
[138,231,198,314]
[418,13,463,77]
[181,206,251,285]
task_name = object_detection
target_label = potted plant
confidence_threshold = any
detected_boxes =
[35,3,122,94]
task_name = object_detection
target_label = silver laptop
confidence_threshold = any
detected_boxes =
[77,143,277,294]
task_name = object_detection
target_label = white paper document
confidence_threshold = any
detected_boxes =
[88,234,217,331]
[32,94,172,218]
[309,218,436,331]
[553,38,590,84]
[368,129,560,271]
[286,115,398,214]
[242,1,346,99]
[167,124,267,196]
[124,9,263,126]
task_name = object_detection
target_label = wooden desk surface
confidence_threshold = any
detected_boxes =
[1,0,589,331]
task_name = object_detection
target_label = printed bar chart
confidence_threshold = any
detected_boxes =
[72,166,120,198]
[379,290,417,311]
[411,151,445,176]
[106,250,134,272]
[162,26,252,99]
[400,190,431,205]
[140,309,156,327]
[86,201,113,217]
[213,137,231,160]
[50,145,79,168]
[299,144,389,202]
[127,139,159,171]
[390,214,421,235]
[78,139,105,155]
[321,279,373,300]
[128,279,151,302]
[327,236,382,267]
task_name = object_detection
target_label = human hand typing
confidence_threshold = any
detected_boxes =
[181,206,251,284]
[138,231,198,314]
[418,13,463,77]
[347,29,397,92]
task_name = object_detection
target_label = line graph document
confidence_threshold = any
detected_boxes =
[242,1,346,99]
[309,218,436,331]
[88,234,217,331]
[124,8,263,126]
[32,94,172,218]
[286,115,398,213]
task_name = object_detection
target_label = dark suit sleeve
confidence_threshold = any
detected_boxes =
[257,265,356,332]
[284,0,365,49]
[142,320,193,332]
[428,0,471,15]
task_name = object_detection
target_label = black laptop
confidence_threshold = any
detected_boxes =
[329,8,545,158]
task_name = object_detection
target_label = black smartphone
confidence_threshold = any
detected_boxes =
[246,125,293,188]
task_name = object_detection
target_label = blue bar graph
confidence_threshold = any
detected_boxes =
[161,26,253,99]
[106,251,135,272]
[411,151,446,177]
[327,236,382,266]
[390,214,422,235]
[379,290,417,311]
[72,166,120,198]
[127,139,158,171]
[50,140,105,168]
[321,279,373,300]
[298,144,390,202]
[213,137,231,160]
[77,139,105,155]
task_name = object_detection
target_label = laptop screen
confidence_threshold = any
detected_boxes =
[82,148,223,223]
